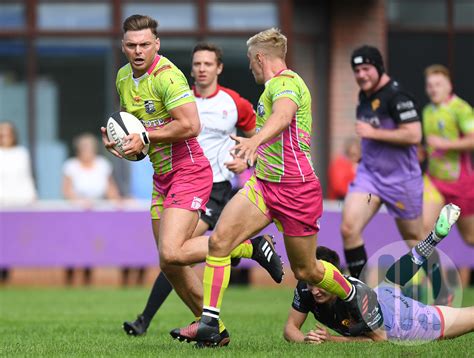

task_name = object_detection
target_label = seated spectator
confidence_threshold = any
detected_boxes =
[327,137,361,200]
[63,133,121,207]
[62,133,121,286]
[0,121,37,284]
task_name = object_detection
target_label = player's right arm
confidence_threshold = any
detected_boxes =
[283,308,309,342]
[231,97,297,165]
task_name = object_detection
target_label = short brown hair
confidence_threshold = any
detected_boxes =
[192,42,223,65]
[123,15,159,38]
[424,64,451,80]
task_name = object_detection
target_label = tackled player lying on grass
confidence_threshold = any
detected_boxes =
[284,204,474,343]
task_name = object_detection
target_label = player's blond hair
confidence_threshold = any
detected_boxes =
[424,64,451,81]
[246,28,287,59]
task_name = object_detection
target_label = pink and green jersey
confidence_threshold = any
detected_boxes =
[116,55,205,175]
[423,95,474,181]
[255,69,315,183]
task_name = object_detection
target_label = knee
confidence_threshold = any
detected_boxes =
[208,231,233,256]
[291,261,323,283]
[159,250,183,268]
[402,230,423,244]
[341,220,359,242]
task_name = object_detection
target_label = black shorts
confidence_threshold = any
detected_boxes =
[201,181,234,230]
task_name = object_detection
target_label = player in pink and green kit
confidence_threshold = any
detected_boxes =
[422,64,474,285]
[171,28,380,347]
[101,15,282,328]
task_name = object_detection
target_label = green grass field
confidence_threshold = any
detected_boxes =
[1,286,473,357]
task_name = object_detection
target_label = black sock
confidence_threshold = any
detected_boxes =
[385,253,419,286]
[141,271,173,325]
[344,245,367,279]
[421,249,450,301]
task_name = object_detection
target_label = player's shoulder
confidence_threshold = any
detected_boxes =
[218,85,240,98]
[270,69,301,86]
[218,86,252,105]
[295,280,310,296]
[384,79,415,101]
[150,56,183,79]
[450,95,472,111]
[267,70,305,99]
[116,64,132,83]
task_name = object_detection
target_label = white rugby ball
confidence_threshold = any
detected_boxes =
[106,111,149,161]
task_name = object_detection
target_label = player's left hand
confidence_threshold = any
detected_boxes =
[225,152,248,174]
[303,330,322,344]
[426,135,451,150]
[122,133,145,156]
[230,134,259,166]
[312,325,330,342]
[355,121,376,139]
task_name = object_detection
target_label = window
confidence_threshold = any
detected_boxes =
[454,0,474,28]
[122,4,197,31]
[388,0,447,28]
[208,2,278,30]
[37,3,111,30]
[0,40,27,144]
[0,4,25,30]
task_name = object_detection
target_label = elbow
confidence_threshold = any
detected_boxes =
[188,118,201,137]
[182,121,200,138]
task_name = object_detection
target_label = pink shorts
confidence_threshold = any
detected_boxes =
[428,172,474,217]
[150,158,213,220]
[239,175,323,236]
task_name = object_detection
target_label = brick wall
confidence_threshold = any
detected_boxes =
[328,0,387,159]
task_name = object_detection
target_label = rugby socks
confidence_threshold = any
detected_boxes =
[317,260,354,300]
[386,233,449,296]
[230,240,253,259]
[344,245,368,279]
[202,255,231,332]
[142,272,174,325]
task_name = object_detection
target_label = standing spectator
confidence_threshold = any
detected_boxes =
[327,137,361,200]
[0,121,37,283]
[422,64,474,287]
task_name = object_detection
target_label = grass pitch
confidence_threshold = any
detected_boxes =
[1,286,473,357]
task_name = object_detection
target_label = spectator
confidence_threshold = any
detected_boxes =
[327,137,361,200]
[62,133,144,286]
[63,133,120,207]
[0,121,37,206]
[0,121,37,284]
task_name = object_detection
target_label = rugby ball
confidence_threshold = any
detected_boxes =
[106,111,149,161]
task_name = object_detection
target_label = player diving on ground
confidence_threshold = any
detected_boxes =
[285,204,474,343]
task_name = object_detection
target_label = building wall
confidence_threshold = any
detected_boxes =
[328,0,387,160]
